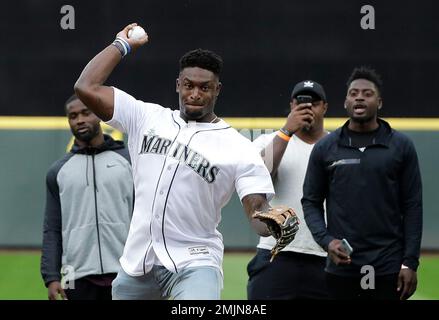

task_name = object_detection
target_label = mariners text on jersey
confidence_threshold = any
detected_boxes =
[139,133,219,183]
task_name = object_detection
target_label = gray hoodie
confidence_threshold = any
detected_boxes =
[41,135,133,286]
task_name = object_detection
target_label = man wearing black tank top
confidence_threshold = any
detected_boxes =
[302,67,422,300]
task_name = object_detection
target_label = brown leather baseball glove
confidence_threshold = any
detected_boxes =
[253,205,299,261]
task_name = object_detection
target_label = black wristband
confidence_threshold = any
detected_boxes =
[280,127,293,137]
[112,40,126,57]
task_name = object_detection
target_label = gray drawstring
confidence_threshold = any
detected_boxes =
[85,155,89,186]
[92,152,98,193]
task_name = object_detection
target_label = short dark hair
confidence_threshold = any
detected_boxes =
[65,94,79,112]
[347,66,383,96]
[64,93,79,107]
[179,49,223,76]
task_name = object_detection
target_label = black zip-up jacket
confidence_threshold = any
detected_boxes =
[41,135,133,287]
[302,119,422,276]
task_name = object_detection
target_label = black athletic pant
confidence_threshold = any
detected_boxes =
[64,277,113,300]
[247,248,328,299]
[326,272,400,300]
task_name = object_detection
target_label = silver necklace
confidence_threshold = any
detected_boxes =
[210,115,219,123]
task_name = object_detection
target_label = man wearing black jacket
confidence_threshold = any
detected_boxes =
[302,67,422,300]
[41,94,133,300]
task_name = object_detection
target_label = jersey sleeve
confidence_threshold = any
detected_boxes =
[235,141,275,202]
[105,87,163,136]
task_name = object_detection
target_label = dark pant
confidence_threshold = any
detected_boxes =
[64,277,113,300]
[326,272,400,300]
[247,248,328,300]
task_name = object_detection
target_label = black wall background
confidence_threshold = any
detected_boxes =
[1,0,438,117]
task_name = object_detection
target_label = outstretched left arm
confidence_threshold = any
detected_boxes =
[242,193,271,237]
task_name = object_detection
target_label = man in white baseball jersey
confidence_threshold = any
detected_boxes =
[74,23,277,300]
[247,80,329,299]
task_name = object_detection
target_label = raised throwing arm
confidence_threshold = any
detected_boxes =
[74,23,148,121]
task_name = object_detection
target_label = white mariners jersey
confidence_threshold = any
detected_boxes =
[253,132,327,257]
[106,87,274,276]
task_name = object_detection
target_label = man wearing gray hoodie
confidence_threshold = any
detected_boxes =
[41,94,133,300]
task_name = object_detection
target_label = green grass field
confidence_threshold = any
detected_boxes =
[0,251,437,300]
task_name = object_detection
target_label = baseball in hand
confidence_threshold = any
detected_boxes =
[128,26,146,40]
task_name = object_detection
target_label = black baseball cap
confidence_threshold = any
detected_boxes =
[291,80,326,102]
